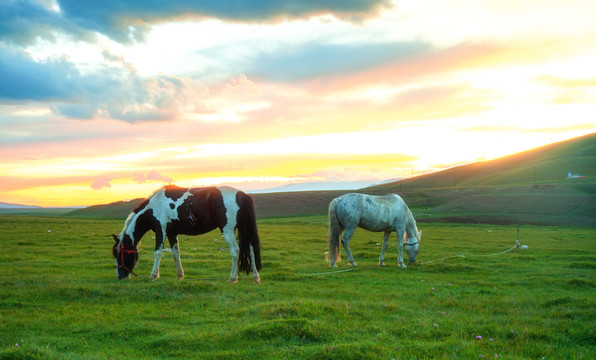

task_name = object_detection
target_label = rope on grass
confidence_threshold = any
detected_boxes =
[420,254,467,265]
[300,268,360,276]
[420,231,521,265]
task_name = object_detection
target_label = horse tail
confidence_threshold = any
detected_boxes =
[236,191,262,274]
[326,198,342,265]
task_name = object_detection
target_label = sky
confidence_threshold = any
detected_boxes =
[1,0,596,207]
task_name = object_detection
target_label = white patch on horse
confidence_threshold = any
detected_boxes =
[123,188,193,240]
[218,186,239,232]
[114,212,136,270]
[217,186,241,282]
[119,188,193,279]
[119,212,135,239]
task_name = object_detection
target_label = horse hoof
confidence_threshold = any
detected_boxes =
[254,277,261,284]
[227,278,238,284]
[150,273,160,280]
[399,263,407,269]
[177,274,185,280]
[379,262,385,267]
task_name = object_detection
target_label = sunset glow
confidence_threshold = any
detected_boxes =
[1,0,595,207]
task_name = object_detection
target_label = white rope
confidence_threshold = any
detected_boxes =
[300,268,360,276]
[420,254,467,264]
[420,240,520,265]
[472,244,518,257]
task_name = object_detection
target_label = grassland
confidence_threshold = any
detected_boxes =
[0,215,594,359]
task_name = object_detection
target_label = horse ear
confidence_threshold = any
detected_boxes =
[112,234,119,243]
[418,231,422,239]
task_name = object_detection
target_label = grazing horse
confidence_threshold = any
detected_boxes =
[112,185,262,283]
[327,193,421,268]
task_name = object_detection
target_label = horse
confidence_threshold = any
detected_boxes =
[327,193,421,268]
[112,185,262,283]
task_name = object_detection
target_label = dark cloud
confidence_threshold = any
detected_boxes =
[0,0,394,121]
[57,0,393,43]
[0,47,84,101]
[0,0,392,46]
[0,0,93,45]
[0,44,212,122]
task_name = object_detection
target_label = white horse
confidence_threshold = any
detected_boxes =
[327,193,421,268]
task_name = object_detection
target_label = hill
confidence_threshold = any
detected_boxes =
[66,198,145,219]
[0,202,41,209]
[363,132,596,225]
[66,133,596,225]
[368,132,596,192]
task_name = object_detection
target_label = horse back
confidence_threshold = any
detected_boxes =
[336,193,406,232]
[150,186,228,236]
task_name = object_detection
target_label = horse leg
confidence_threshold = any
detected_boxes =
[341,227,357,266]
[396,228,407,268]
[223,229,240,283]
[249,245,261,284]
[379,231,391,266]
[168,235,184,280]
[150,229,166,279]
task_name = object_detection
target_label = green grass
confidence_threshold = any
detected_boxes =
[0,215,594,359]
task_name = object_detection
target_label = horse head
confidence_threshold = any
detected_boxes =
[406,230,421,263]
[112,234,139,279]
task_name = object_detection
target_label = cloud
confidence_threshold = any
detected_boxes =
[91,175,113,190]
[247,41,430,81]
[219,74,261,97]
[133,170,173,184]
[536,76,596,88]
[56,0,393,44]
[0,0,392,47]
[303,40,569,96]
[0,0,94,46]
[0,44,216,122]
[535,75,596,105]
[0,47,85,101]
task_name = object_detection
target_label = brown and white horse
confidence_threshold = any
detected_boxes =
[112,185,262,283]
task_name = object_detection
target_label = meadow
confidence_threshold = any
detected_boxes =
[0,215,594,359]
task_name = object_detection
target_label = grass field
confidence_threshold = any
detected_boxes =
[0,215,594,359]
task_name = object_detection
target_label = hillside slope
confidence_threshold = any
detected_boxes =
[361,133,595,225]
[67,198,145,219]
[368,132,596,192]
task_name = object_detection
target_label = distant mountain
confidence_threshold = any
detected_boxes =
[67,198,145,219]
[254,181,381,193]
[0,202,41,209]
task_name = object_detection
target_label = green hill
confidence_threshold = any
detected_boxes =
[368,132,596,192]
[363,132,596,225]
[66,198,145,219]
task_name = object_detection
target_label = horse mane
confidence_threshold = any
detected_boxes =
[133,198,150,213]
[405,207,419,237]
